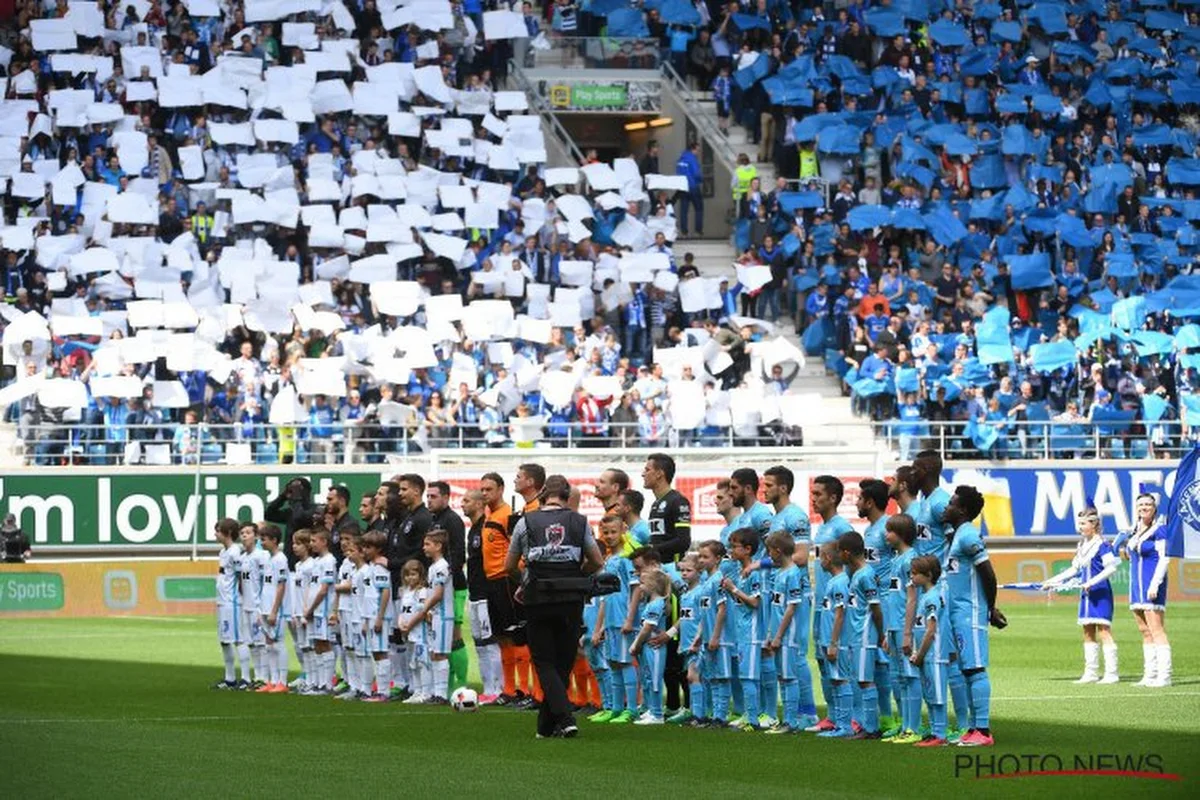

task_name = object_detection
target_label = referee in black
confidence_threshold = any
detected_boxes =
[505,474,603,739]
[643,452,693,714]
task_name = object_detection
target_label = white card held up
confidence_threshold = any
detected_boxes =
[736,265,773,293]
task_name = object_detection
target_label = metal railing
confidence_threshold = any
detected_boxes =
[8,421,860,467]
[662,60,736,176]
[870,418,1191,462]
[529,36,663,70]
[508,62,587,166]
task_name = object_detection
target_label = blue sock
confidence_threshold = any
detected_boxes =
[851,682,863,727]
[861,684,879,733]
[797,657,817,715]
[892,681,903,719]
[731,671,744,716]
[901,677,918,731]
[874,663,892,718]
[781,679,799,728]
[690,681,707,719]
[930,702,947,739]
[608,664,625,711]
[965,670,991,729]
[597,668,611,709]
[818,658,832,718]
[835,682,853,732]
[907,679,923,732]
[647,687,663,718]
[741,678,760,726]
[621,665,638,711]
[759,661,777,721]
[947,660,969,730]
[711,679,730,721]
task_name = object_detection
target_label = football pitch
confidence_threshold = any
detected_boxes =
[1,606,1197,799]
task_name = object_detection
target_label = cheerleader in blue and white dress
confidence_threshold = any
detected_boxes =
[1119,493,1172,688]
[1043,507,1120,684]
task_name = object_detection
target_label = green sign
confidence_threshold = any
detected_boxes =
[158,576,217,602]
[571,85,628,108]
[0,572,64,611]
[0,471,384,548]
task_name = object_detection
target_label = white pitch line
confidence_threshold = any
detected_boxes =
[994,691,1200,701]
[0,631,206,642]
[4,710,453,725]
[115,616,200,623]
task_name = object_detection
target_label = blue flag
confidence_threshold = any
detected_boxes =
[1164,445,1200,559]
[1007,252,1054,290]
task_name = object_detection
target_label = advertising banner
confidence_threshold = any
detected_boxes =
[0,464,1189,549]
[541,79,661,112]
[3,552,1196,618]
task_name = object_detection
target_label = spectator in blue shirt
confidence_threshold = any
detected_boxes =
[675,142,704,237]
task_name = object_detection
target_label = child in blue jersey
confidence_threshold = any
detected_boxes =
[857,478,895,730]
[696,540,734,726]
[594,515,640,724]
[883,514,922,742]
[819,544,853,737]
[941,485,1006,747]
[729,468,776,725]
[763,532,806,733]
[838,531,887,738]
[673,555,707,725]
[808,474,855,732]
[1045,506,1120,684]
[581,592,612,720]
[618,489,652,545]
[910,555,951,746]
[764,465,817,726]
[721,527,765,731]
[630,570,672,724]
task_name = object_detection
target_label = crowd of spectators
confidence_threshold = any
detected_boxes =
[0,0,811,466]
[648,0,1200,461]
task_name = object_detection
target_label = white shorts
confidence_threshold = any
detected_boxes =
[429,613,453,656]
[237,608,264,646]
[339,617,356,650]
[217,605,236,645]
[310,615,331,642]
[469,599,494,643]
[292,619,311,650]
[263,612,286,643]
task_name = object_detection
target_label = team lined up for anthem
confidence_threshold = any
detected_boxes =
[212,449,1175,747]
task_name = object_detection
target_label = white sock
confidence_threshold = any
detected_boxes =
[411,663,425,696]
[395,645,411,690]
[275,641,289,685]
[422,661,433,697]
[355,655,368,693]
[302,650,315,686]
[433,659,450,700]
[1102,644,1118,679]
[480,643,503,696]
[290,627,304,673]
[321,650,336,689]
[1156,644,1172,682]
[237,644,252,682]
[375,657,392,696]
[334,643,345,682]
[1143,643,1158,681]
[221,643,236,682]
[251,646,265,682]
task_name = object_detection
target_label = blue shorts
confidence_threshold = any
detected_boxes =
[827,645,852,683]
[888,630,919,680]
[605,627,633,664]
[920,659,947,705]
[583,640,608,672]
[950,615,989,670]
[736,642,762,681]
[775,644,802,681]
[642,645,667,686]
[849,645,877,684]
[704,644,733,680]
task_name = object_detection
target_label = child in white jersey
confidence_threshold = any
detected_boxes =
[257,524,291,692]
[361,531,396,703]
[290,531,317,693]
[397,559,432,704]
[213,519,245,689]
[302,529,338,695]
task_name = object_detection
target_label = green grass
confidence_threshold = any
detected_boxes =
[1,607,1198,798]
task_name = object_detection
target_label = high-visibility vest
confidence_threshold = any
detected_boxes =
[799,148,818,179]
[733,165,757,199]
[191,213,213,243]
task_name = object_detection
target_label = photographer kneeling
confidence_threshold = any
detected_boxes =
[505,474,605,739]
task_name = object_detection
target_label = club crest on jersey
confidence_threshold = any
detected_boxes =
[545,523,565,547]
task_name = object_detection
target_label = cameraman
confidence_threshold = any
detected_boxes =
[505,475,603,739]
[265,477,314,568]
[0,515,30,563]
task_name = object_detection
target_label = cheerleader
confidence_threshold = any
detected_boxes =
[1119,493,1172,688]
[1043,507,1119,684]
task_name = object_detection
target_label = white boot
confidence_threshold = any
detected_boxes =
[1135,644,1157,687]
[1098,644,1119,684]
[1075,642,1100,683]
[1150,644,1172,688]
